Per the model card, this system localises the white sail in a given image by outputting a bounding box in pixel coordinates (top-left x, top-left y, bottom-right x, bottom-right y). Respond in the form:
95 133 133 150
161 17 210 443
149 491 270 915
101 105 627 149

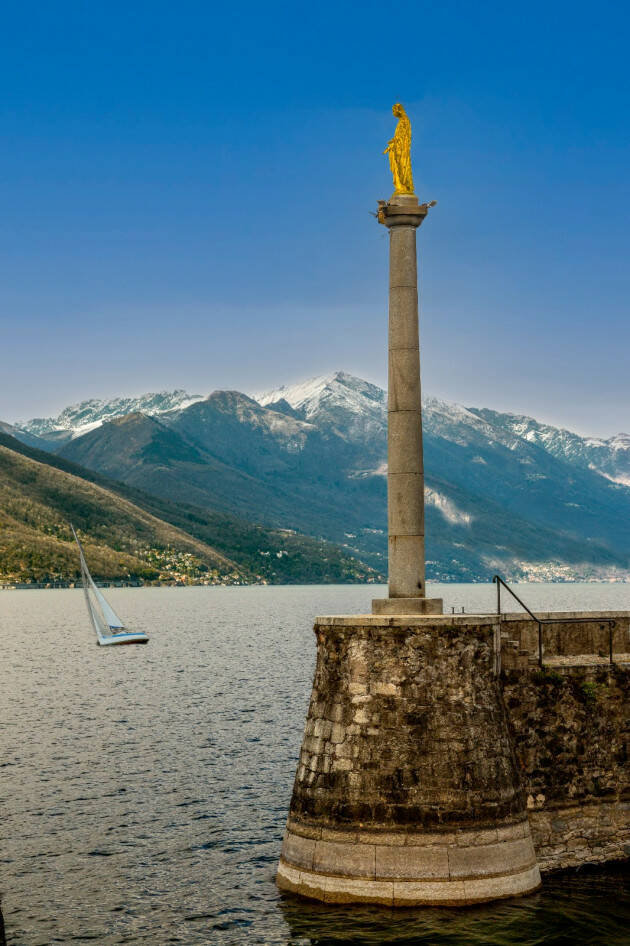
71 525 148 645
92 584 125 629
79 558 109 643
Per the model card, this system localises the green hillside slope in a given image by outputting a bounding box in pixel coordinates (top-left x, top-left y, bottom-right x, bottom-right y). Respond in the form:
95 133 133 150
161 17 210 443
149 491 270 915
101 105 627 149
0 441 241 583
0 433 379 585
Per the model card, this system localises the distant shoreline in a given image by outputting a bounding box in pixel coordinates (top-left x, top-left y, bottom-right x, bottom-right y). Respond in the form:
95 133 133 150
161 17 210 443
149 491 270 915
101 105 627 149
0 578 383 590
2 577 629 590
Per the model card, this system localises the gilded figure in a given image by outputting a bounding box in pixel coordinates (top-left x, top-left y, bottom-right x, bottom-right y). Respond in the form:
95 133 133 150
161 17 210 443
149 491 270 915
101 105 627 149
384 103 414 195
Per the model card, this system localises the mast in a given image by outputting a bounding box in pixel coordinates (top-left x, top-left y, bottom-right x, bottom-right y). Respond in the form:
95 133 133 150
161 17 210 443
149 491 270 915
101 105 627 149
71 524 126 637
72 524 103 640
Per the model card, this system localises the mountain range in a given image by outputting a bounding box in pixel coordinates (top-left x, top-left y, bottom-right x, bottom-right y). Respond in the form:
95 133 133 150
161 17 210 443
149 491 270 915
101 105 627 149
4 371 630 582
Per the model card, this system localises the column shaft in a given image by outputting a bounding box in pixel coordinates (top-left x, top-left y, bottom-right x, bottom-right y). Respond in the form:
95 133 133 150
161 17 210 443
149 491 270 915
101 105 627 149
387 224 425 598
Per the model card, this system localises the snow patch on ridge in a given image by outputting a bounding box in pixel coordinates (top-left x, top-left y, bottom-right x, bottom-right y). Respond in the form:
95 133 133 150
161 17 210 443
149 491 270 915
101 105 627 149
425 487 473 526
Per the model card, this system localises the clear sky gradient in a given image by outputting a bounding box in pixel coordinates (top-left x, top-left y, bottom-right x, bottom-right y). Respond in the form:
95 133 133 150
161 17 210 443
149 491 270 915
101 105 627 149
1 1 629 435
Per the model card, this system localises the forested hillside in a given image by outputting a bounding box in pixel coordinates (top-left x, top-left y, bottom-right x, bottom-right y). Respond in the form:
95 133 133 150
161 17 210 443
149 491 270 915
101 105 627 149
0 433 380 585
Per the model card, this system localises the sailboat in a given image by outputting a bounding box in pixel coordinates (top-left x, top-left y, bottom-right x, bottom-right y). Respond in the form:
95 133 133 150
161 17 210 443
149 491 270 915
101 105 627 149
72 525 149 646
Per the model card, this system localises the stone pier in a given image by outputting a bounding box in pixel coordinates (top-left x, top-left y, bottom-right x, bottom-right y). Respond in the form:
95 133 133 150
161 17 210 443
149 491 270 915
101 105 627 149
277 610 629 904
277 616 541 904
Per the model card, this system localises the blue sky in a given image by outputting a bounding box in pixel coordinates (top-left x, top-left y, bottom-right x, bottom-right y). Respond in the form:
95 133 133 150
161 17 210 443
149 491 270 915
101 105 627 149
1 1 629 435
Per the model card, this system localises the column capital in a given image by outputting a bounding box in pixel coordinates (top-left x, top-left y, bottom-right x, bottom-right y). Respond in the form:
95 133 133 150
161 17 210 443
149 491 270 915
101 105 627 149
377 195 437 228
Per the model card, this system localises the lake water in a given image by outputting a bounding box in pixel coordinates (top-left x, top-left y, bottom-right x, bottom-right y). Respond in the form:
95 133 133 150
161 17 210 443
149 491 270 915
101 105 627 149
1 584 629 945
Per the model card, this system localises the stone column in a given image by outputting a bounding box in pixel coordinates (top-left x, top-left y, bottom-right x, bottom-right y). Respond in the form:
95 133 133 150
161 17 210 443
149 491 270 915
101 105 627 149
275 192 542 909
372 194 442 616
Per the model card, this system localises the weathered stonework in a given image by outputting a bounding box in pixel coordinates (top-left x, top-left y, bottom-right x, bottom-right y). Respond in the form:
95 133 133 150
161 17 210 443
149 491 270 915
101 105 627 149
277 613 630 905
277 615 540 905
499 611 630 669
502 662 630 872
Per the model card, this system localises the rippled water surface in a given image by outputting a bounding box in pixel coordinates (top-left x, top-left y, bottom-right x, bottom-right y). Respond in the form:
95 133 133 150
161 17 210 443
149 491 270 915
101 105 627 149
1 583 629 945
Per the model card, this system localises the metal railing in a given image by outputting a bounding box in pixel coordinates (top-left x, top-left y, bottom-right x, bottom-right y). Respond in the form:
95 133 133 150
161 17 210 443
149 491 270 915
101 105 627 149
492 575 617 668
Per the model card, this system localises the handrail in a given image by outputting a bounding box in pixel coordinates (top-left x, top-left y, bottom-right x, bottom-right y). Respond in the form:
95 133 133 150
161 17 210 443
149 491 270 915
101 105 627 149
492 575 616 668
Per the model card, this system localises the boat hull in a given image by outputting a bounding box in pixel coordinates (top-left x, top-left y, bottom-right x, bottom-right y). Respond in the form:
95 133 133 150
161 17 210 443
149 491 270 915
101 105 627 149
97 633 149 646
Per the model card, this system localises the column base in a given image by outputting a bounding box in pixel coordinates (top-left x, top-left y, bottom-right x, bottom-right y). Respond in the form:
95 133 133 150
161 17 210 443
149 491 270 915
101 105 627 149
277 822 541 906
372 597 443 615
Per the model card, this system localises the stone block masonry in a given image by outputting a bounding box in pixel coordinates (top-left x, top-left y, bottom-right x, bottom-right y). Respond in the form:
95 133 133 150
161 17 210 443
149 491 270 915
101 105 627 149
497 608 630 873
277 613 630 905
277 615 541 905
503 662 630 872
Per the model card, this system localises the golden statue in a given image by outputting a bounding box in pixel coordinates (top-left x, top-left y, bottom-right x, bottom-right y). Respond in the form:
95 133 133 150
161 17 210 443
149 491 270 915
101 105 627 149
384 103 414 195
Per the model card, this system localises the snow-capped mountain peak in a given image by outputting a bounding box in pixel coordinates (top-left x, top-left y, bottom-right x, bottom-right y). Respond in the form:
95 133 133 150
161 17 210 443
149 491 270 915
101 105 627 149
257 374 492 435
256 370 385 417
17 390 203 440
256 372 340 411
608 433 630 452
464 408 630 488
255 371 387 450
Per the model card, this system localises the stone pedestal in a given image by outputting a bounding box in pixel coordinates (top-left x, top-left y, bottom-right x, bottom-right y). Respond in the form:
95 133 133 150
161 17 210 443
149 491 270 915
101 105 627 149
372 596 443 616
372 194 442 616
277 615 541 905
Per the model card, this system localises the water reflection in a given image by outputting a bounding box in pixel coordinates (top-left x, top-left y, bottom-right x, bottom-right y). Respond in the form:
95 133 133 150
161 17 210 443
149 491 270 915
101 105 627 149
279 867 630 946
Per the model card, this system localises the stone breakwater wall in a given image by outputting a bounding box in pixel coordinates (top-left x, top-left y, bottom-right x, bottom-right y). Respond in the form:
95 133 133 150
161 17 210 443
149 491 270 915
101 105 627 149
278 613 629 905
498 612 630 870
503 663 630 872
